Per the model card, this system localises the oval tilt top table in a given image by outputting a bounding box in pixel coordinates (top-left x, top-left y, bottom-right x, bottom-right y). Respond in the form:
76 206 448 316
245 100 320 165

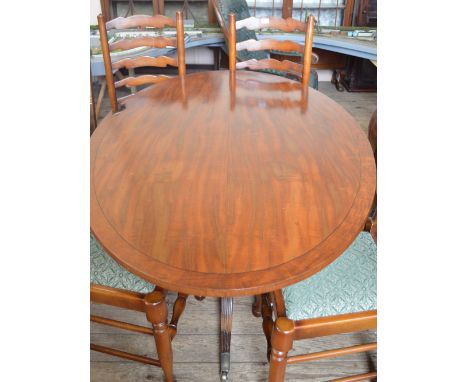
91 70 376 381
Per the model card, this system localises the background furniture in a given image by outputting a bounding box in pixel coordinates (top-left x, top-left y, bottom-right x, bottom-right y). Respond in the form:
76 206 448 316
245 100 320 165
356 0 377 27
91 69 376 380
98 12 186 113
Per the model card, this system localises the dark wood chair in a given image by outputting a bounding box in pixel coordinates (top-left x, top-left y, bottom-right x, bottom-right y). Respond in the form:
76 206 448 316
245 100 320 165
90 234 189 382
258 113 378 382
97 11 186 114
227 13 316 88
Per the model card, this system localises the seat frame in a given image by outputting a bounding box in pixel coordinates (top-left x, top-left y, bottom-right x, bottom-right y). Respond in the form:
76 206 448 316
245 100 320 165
90 284 189 382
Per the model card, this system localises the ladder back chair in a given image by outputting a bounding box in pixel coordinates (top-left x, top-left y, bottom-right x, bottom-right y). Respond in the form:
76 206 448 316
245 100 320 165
97 11 186 114
258 114 378 382
90 235 190 382
209 0 319 89
228 13 315 88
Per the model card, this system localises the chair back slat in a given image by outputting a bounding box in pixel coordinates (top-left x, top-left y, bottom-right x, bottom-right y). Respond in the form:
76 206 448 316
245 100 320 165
112 56 178 70
236 58 303 77
236 16 306 32
106 14 176 30
109 36 177 52
115 75 171 88
98 11 185 114
237 39 304 54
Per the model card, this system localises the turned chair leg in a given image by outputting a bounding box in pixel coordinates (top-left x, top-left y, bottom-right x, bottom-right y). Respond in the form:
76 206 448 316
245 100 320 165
168 293 188 339
145 291 174 382
268 317 295 382
261 294 274 360
252 295 262 317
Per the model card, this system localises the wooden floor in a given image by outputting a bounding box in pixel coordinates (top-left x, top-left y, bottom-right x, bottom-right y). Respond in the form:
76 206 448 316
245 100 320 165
91 79 377 382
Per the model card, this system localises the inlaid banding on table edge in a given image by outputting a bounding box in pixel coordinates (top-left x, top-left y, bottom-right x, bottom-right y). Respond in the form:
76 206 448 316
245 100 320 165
90 71 376 297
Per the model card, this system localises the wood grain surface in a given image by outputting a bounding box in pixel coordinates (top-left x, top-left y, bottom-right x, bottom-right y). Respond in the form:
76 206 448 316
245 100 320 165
112 56 177 70
106 14 176 29
109 36 177 52
91 70 376 297
236 16 306 32
236 39 304 54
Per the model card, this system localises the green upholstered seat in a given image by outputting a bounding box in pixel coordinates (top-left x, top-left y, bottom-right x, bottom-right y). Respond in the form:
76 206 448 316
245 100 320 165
283 232 376 321
90 234 154 293
215 0 319 90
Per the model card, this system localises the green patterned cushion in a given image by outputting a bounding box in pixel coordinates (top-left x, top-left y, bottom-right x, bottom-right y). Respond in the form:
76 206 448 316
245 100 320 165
90 234 154 293
283 232 376 321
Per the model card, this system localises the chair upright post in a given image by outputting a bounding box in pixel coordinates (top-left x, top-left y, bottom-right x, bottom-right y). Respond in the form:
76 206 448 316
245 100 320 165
144 291 174 382
269 317 295 382
98 14 118 113
176 11 186 76
301 15 314 88
228 13 237 74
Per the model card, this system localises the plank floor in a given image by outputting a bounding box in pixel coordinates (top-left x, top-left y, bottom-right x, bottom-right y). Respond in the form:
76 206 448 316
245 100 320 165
91 78 377 382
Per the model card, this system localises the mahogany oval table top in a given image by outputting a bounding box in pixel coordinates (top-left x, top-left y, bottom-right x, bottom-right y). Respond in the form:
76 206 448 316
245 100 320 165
91 70 376 297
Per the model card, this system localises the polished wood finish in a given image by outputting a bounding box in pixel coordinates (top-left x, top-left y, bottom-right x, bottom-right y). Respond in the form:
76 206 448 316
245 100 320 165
252 295 262 317
237 38 304 54
115 74 171 88
228 13 236 73
236 16 306 32
331 372 377 382
287 342 377 364
112 56 177 70
98 14 118 113
90 284 193 381
90 343 161 366
91 314 153 335
231 14 315 87
168 293 188 338
91 70 376 297
236 58 303 76
90 287 178 381
106 14 175 29
294 310 377 340
301 16 314 87
109 36 177 52
176 11 186 77
265 303 377 381
144 291 174 382
91 284 146 312
97 11 185 114
269 318 295 382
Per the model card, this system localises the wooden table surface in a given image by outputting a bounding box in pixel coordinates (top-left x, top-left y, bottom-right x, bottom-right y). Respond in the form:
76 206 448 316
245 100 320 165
91 70 376 297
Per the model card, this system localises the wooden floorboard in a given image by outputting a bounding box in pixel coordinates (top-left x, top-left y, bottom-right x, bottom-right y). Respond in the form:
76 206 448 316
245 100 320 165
91 78 377 381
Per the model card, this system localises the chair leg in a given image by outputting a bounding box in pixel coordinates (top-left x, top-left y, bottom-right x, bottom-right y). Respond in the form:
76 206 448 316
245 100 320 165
268 317 295 382
169 293 188 339
144 291 174 382
261 293 274 361
252 295 262 317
